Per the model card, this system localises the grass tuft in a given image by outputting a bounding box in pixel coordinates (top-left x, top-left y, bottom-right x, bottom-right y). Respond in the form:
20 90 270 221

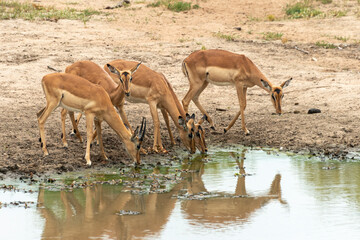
167 1 191 12
316 0 332 4
213 32 237 42
285 1 322 19
147 0 199 12
0 1 101 21
262 32 283 41
315 41 337 49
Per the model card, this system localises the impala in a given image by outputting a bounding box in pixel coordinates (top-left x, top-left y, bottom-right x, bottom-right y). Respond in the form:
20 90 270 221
104 60 206 153
182 49 292 135
60 60 141 148
37 73 146 165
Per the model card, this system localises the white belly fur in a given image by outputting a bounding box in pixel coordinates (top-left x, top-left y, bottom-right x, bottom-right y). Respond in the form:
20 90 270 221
205 66 237 86
59 90 93 113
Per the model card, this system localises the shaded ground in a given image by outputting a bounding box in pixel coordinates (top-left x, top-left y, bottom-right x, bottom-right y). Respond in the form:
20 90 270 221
0 0 360 177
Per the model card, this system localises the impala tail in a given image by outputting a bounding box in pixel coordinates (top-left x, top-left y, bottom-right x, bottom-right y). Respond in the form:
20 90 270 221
181 60 189 80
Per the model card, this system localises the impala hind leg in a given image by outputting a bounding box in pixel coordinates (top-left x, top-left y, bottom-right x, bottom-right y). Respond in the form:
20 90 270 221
69 112 83 142
224 85 249 135
61 108 69 148
37 98 60 156
161 108 175 146
191 81 215 129
182 81 214 129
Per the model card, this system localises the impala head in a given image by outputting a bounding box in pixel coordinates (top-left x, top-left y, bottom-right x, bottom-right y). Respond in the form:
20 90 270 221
129 117 146 164
261 78 292 115
194 115 208 153
107 62 141 96
178 114 196 154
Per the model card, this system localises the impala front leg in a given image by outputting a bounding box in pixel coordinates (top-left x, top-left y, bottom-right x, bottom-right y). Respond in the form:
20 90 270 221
224 84 249 135
117 99 133 133
161 108 175 146
85 113 95 166
149 101 166 153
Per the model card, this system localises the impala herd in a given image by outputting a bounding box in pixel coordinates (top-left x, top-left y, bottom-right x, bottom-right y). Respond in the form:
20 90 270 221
37 49 292 165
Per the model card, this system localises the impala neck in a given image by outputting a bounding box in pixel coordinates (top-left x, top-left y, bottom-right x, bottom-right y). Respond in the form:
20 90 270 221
163 80 187 130
103 107 131 140
108 84 125 105
250 64 273 93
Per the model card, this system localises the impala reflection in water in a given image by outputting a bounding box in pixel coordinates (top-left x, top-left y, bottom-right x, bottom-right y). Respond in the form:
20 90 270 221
180 151 286 225
35 149 287 239
4 147 360 240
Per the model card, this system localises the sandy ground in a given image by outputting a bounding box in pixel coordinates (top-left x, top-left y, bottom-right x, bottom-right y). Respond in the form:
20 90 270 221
0 0 360 177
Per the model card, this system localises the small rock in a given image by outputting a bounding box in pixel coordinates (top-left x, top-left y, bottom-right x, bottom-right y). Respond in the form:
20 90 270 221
308 108 321 114
293 110 300 114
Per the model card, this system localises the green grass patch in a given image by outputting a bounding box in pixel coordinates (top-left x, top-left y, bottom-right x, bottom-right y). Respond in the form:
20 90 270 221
167 1 191 12
213 32 237 42
285 1 322 19
334 35 349 42
316 0 332 4
315 40 337 49
147 0 199 12
262 32 283 41
328 10 347 17
0 1 101 21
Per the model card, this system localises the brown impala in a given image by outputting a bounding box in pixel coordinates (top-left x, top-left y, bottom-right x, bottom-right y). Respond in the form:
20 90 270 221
182 49 292 135
104 60 207 154
37 72 146 165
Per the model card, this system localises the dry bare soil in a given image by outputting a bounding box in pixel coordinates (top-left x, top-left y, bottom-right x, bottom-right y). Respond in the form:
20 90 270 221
1 0 360 177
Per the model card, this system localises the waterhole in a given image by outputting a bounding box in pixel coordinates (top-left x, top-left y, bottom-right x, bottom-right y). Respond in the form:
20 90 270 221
1 147 360 240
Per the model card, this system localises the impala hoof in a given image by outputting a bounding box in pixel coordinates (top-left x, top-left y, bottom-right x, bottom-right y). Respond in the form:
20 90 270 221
210 126 216 131
224 128 227 134
86 161 92 166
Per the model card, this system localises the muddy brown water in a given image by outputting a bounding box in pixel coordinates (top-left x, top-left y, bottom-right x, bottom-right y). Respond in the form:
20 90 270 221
1 147 360 240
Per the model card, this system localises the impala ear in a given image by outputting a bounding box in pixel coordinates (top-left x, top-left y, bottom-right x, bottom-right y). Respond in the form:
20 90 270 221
131 62 141 74
281 77 292 88
185 113 191 121
261 79 272 91
178 116 187 129
107 64 120 76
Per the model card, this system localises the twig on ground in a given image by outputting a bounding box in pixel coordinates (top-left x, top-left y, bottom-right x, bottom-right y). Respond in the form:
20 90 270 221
294 46 309 54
